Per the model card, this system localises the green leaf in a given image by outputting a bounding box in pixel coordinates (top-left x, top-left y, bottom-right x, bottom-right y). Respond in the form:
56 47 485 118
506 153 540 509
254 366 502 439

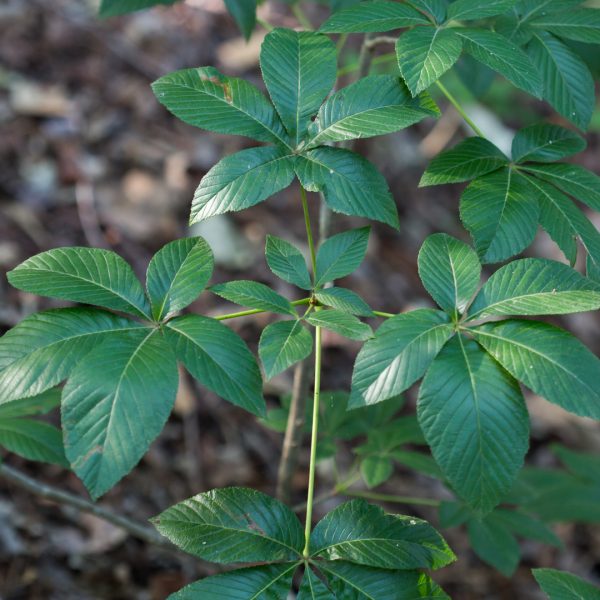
516 0 583 24
409 0 448 23
260 29 336 146
527 32 595 130
520 162 600 212
165 315 265 416
308 75 439 147
152 67 289 145
350 309 454 408
417 233 481 316
8 247 151 319
152 487 304 562
314 287 373 317
390 449 443 479
438 501 471 528
298 567 335 600
210 280 296 315
0 389 61 419
533 568 600 600
360 455 394 488
63 329 178 498
319 1 430 33
315 227 370 286
467 516 520 577
259 320 313 378
512 124 586 163
146 237 213 320
99 0 178 17
190 146 295 223
170 563 298 600
473 320 600 419
0 308 143 403
310 499 455 569
522 174 600 270
460 168 539 263
223 0 257 40
491 509 562 546
306 309 372 341
419 137 507 186
321 561 449 599
396 27 463 96
455 28 542 98
418 336 529 514
265 235 312 290
468 258 600 319
552 444 600 484
0 419 67 466
530 8 600 44
447 0 517 21
296 147 399 228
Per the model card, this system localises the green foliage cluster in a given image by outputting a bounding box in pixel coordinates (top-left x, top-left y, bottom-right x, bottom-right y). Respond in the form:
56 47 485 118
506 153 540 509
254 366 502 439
2 0 600 597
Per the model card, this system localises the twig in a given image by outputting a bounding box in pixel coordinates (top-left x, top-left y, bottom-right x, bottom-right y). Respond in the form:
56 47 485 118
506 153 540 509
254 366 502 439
0 463 176 551
276 359 311 504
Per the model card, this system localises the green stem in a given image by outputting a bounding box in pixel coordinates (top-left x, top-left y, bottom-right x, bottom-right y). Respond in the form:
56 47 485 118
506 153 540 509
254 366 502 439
292 3 313 30
372 310 395 319
256 17 274 32
303 323 323 557
337 51 396 78
300 186 317 276
336 33 349 54
434 80 486 138
215 298 311 321
342 488 441 507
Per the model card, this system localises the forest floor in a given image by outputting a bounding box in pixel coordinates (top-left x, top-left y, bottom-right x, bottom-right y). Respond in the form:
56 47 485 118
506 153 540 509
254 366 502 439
0 1 599 598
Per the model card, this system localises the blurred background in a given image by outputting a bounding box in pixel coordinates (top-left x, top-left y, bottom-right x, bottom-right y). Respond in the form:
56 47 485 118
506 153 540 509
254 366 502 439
0 1 599 598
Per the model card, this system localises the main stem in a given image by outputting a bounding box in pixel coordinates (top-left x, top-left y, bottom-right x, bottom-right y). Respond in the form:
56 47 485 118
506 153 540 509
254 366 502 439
303 323 322 557
300 185 317 275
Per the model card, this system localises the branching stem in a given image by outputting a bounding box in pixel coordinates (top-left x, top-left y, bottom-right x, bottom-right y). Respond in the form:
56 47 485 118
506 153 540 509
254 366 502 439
434 80 486 138
215 298 311 321
301 186 317 276
341 488 441 507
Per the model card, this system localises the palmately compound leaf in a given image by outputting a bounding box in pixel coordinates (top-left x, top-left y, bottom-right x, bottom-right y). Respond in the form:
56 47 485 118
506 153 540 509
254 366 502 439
308 75 439 147
527 32 595 130
295 146 399 228
530 8 600 45
309 499 455 569
467 516 521 577
315 227 370 287
473 320 600 420
520 162 600 212
396 27 463 96
210 280 296 316
223 0 257 40
314 287 373 317
0 418 67 467
152 487 304 562
417 233 481 316
190 145 295 224
0 308 143 403
320 561 449 599
533 568 600 600
259 320 313 379
146 237 214 321
8 247 151 319
165 315 265 416
468 258 600 320
418 336 529 515
511 123 586 164
62 329 178 499
460 167 539 263
260 28 336 146
455 28 542 98
521 173 600 271
170 563 299 600
319 1 430 33
297 567 335 600
419 137 507 186
152 67 290 146
99 0 178 17
350 309 454 408
306 309 373 341
265 235 312 290
447 0 517 21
